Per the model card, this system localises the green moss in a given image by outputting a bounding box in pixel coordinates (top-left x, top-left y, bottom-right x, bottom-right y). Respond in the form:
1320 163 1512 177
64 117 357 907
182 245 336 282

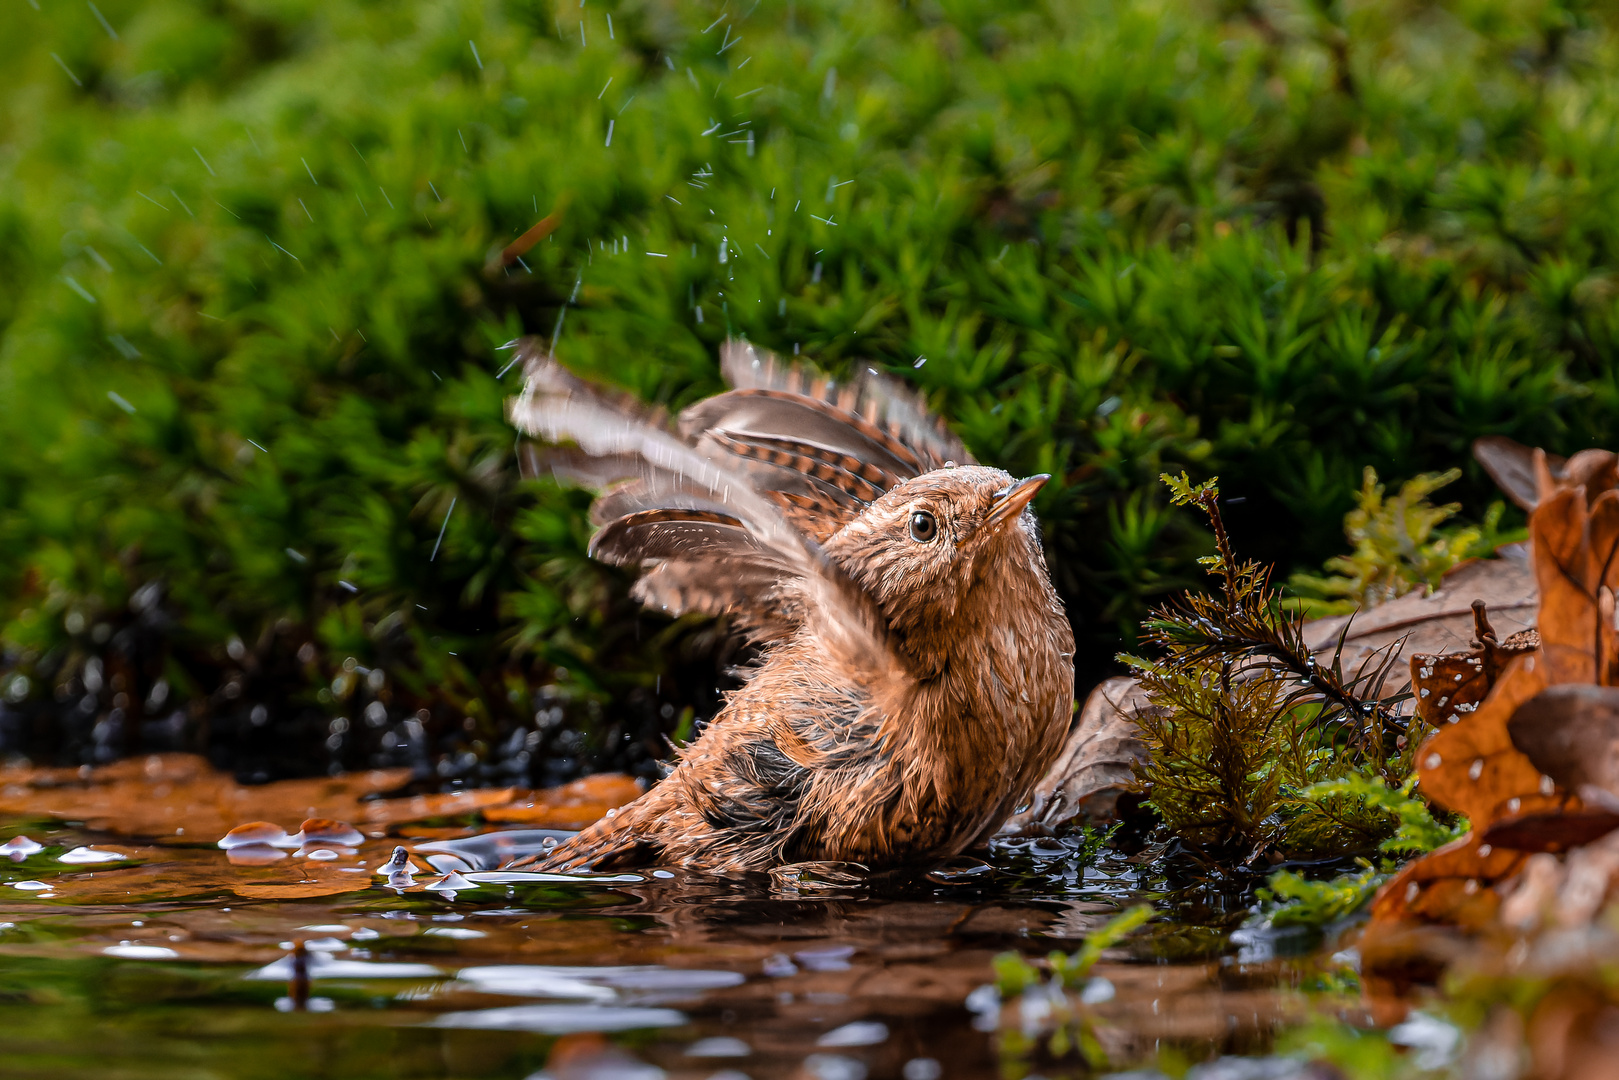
1290 468 1522 617
1126 475 1415 859
2 0 1619 776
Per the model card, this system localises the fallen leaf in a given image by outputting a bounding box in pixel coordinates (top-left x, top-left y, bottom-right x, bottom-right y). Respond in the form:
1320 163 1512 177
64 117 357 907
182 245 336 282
1374 453 1619 929
997 677 1149 837
1530 485 1619 685
1507 684 1619 800
1303 550 1539 677
1481 809 1619 854
1370 834 1527 927
1473 435 1619 511
1417 648 1567 831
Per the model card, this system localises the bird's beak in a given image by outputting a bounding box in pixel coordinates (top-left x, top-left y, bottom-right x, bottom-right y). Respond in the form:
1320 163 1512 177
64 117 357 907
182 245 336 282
982 474 1049 536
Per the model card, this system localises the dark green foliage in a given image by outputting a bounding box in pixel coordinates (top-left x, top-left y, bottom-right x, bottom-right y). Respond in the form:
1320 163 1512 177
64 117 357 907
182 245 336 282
3 0 1619 778
1125 475 1412 858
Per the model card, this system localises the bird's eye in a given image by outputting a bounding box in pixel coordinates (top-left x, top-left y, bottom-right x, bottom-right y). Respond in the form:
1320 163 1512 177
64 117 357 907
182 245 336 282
909 510 938 543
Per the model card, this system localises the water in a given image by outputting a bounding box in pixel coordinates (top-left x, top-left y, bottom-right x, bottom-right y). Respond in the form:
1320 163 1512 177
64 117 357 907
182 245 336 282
0 818 1345 1079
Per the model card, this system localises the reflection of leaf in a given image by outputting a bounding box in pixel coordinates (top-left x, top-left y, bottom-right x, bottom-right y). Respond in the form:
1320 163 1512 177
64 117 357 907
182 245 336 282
230 880 371 900
0 753 412 841
362 788 521 826
0 755 644 846
482 775 643 829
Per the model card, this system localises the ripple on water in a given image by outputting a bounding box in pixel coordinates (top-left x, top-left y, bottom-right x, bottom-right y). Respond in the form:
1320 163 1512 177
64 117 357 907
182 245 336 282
816 1021 889 1047
684 1037 751 1058
247 954 442 980
428 1004 688 1033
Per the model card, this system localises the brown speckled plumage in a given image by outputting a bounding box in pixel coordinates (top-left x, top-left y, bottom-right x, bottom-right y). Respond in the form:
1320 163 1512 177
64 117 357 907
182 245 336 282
505 339 1075 873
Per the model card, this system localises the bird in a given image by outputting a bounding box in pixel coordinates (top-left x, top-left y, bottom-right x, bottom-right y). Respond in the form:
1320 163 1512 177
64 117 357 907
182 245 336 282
503 337 1075 873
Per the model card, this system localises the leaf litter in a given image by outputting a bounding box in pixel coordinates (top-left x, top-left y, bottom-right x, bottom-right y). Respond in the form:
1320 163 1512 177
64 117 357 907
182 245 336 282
0 752 644 903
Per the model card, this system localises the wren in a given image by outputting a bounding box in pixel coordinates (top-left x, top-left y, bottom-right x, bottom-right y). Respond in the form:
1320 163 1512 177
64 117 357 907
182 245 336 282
504 339 1075 872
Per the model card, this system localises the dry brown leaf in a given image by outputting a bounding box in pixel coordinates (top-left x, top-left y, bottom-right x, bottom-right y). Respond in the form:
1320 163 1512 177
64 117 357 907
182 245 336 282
1413 480 1619 834
1481 808 1619 854
1303 551 1539 677
1474 435 1619 511
1372 455 1619 929
1371 834 1527 927
997 677 1149 836
1416 655 1562 828
1508 685 1619 800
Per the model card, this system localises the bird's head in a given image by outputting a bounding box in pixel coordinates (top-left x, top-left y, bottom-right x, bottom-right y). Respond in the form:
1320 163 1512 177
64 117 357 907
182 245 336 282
824 465 1050 661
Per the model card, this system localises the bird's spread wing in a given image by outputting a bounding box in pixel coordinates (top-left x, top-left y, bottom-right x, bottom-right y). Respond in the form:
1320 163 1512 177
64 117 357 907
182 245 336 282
507 338 918 681
681 340 973 541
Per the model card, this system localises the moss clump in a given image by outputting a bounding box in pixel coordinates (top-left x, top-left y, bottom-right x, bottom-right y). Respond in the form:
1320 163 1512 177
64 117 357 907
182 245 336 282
1290 468 1519 617
3 0 1618 777
1125 474 1415 861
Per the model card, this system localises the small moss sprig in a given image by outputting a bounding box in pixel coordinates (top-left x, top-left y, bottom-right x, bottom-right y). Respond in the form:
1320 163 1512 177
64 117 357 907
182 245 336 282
1123 474 1415 859
1147 472 1410 767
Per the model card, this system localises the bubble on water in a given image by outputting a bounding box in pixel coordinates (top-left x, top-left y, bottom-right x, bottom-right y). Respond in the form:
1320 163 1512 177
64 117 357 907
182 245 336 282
793 945 854 972
58 847 127 865
0 836 44 858
292 819 364 847
426 853 474 874
429 1003 686 1033
11 880 51 892
903 1060 942 1080
218 822 295 849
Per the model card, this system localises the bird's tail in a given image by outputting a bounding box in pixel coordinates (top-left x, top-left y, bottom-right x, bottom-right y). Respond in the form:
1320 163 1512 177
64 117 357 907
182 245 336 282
508 786 672 872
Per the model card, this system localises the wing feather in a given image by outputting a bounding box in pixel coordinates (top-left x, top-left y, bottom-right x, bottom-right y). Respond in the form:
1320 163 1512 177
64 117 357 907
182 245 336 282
507 339 899 686
719 339 973 471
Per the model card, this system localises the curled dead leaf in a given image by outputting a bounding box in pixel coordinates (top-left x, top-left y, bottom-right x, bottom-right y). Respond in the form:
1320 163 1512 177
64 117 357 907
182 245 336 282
1370 833 1527 927
1508 684 1619 800
1416 654 1564 829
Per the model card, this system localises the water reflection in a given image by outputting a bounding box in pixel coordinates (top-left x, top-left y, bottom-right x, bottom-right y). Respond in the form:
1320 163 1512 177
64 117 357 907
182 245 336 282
0 817 1343 1079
